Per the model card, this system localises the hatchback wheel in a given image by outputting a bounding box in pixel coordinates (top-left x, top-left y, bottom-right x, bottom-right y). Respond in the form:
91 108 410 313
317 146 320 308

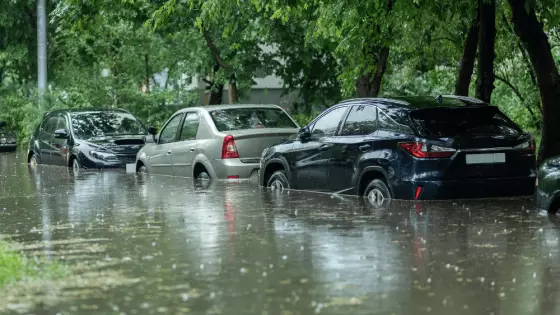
137 165 148 175
29 154 39 168
267 170 290 192
71 158 81 175
363 179 391 207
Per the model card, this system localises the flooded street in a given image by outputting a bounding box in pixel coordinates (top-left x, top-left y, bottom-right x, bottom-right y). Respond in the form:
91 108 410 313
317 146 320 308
0 152 559 315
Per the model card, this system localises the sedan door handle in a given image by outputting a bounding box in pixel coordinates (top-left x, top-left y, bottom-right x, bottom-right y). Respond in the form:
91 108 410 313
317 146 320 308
359 144 371 152
189 148 195 152
167 150 172 155
319 144 331 151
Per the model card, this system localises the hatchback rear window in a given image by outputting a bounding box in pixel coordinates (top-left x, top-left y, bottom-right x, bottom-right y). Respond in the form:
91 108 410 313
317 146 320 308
409 107 521 138
209 107 297 132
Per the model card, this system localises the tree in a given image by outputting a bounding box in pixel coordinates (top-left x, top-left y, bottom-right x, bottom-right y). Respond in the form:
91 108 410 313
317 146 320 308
507 0 560 162
475 0 496 102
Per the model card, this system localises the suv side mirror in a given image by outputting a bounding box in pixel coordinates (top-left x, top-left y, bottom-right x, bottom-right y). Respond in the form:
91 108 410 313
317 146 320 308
54 129 69 139
148 126 158 135
298 126 311 141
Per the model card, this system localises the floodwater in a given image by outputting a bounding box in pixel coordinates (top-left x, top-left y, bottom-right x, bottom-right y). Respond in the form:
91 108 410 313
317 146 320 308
0 152 559 315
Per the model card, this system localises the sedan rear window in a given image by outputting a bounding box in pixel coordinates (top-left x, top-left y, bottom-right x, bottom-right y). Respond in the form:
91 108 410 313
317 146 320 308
209 107 298 132
409 107 521 138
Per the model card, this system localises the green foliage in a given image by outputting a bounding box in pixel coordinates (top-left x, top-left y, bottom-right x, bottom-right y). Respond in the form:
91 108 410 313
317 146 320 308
0 240 69 287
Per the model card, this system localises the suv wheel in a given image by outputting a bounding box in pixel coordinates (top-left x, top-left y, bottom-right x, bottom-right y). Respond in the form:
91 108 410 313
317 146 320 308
267 170 290 192
364 179 391 207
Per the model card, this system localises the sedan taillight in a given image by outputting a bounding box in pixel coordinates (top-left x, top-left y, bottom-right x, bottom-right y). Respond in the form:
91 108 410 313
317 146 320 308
399 142 456 158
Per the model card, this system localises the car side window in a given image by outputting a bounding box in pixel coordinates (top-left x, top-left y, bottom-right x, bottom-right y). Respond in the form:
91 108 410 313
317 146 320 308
56 114 69 130
159 113 184 144
179 112 200 141
340 105 377 136
42 116 59 134
378 108 414 134
310 106 348 138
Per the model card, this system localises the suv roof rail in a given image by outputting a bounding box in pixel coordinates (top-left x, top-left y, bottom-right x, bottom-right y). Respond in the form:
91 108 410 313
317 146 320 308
436 95 486 105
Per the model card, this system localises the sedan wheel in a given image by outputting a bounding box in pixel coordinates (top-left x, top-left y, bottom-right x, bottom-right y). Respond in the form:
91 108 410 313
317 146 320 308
137 165 148 175
29 154 39 168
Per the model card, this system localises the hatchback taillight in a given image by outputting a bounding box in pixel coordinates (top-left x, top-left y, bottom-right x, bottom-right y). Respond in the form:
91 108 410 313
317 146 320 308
222 135 239 159
399 142 456 158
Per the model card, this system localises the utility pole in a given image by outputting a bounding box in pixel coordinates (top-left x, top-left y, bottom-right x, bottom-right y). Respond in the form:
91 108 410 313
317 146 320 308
37 0 47 106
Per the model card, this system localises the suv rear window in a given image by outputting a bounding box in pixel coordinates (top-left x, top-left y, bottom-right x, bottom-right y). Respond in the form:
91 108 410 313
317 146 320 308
409 107 521 138
209 107 297 132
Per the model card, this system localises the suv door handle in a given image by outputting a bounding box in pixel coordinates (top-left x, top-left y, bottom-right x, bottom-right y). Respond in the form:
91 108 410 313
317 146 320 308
319 144 331 151
359 144 371 152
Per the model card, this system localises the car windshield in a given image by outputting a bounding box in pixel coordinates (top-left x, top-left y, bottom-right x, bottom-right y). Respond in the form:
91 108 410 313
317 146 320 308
409 107 521 138
70 111 146 140
209 107 297 132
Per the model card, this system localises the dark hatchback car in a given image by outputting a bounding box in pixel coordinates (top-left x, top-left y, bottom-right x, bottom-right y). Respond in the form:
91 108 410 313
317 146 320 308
0 120 17 152
27 108 148 173
535 156 560 214
259 95 536 203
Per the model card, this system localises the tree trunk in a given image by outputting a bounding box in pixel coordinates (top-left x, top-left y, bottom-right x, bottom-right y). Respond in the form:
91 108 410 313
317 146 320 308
475 0 496 103
228 73 238 104
508 0 560 163
356 47 390 97
143 54 150 94
208 84 223 105
455 16 479 96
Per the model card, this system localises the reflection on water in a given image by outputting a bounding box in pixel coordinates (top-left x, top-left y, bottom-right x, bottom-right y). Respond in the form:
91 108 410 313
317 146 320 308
0 152 558 314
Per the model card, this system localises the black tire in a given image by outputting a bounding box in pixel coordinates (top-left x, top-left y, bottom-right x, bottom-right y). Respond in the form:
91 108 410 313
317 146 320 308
267 170 290 192
71 157 81 175
29 153 39 167
197 171 210 180
363 179 391 208
137 164 148 175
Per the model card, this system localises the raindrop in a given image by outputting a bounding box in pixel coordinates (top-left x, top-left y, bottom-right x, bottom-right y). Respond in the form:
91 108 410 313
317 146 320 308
282 255 288 260
200 264 204 270
427 277 432 284
533 272 537 279
262 271 267 277
454 266 459 272
172 264 177 270
480 277 485 283
180 293 189 301
300 246 304 251
446 264 451 269
141 303 149 308
499 292 505 298
246 224 252 230
512 278 516 283
152 242 156 247
491 281 495 286
209 292 216 299
269 264 274 269
240 267 247 274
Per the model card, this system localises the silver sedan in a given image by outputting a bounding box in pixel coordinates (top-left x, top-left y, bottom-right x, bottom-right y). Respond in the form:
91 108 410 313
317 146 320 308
135 104 300 180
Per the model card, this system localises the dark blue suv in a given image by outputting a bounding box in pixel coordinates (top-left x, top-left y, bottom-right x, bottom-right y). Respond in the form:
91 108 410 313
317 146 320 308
259 95 536 203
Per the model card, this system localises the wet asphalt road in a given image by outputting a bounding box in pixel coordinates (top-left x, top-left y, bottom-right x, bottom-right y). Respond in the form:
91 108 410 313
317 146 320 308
0 152 559 315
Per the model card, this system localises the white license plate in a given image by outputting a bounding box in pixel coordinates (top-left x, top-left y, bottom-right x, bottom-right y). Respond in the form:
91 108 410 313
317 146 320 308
465 153 506 164
125 163 136 173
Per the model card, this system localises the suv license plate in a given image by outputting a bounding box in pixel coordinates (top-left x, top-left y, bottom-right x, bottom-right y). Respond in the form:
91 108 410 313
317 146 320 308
466 153 506 164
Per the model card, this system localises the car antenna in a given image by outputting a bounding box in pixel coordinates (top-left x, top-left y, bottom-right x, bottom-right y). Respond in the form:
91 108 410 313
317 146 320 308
435 95 443 104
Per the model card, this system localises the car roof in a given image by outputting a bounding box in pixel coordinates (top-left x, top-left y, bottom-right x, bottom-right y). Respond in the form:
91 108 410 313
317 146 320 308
339 95 490 110
43 108 132 117
178 104 284 113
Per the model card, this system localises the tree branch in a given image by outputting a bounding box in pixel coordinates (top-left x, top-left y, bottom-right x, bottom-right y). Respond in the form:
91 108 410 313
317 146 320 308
201 28 231 70
495 74 541 125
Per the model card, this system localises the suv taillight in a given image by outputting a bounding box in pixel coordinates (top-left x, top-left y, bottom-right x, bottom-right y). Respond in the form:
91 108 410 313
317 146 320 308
514 139 536 153
222 135 239 159
399 142 456 158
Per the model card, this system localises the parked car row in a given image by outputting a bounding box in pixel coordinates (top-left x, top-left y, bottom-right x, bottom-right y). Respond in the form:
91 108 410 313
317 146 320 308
23 95 560 213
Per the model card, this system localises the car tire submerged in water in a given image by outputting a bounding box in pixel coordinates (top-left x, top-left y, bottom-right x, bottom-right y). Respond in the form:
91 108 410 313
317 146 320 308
267 170 290 192
363 179 391 208
197 171 210 180
137 165 148 175
71 158 81 175
28 154 39 168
